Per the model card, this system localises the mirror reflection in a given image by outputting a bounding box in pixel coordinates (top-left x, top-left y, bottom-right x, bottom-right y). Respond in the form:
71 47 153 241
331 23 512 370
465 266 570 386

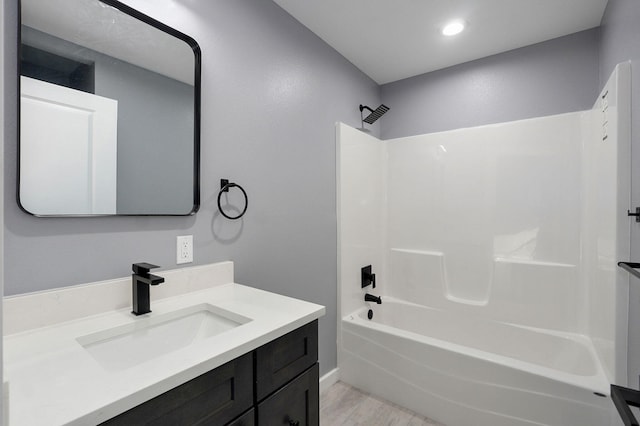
19 0 201 216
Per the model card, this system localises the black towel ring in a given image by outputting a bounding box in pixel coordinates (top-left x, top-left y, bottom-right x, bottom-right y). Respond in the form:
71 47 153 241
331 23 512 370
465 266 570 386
217 179 248 220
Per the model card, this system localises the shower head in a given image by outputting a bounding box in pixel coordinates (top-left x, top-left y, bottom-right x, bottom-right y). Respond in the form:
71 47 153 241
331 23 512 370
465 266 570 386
360 104 390 125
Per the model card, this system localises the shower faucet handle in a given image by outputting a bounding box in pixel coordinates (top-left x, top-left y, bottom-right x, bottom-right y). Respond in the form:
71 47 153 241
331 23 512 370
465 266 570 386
361 265 376 288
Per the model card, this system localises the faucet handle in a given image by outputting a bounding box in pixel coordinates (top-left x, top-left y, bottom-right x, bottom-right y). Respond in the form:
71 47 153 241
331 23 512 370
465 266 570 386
361 265 376 289
132 263 160 275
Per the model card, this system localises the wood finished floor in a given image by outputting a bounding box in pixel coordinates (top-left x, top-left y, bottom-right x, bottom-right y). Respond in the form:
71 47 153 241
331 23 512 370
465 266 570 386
320 381 445 426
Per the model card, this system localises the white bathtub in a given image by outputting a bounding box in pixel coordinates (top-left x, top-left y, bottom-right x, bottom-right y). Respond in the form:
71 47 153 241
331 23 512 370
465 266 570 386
339 298 616 426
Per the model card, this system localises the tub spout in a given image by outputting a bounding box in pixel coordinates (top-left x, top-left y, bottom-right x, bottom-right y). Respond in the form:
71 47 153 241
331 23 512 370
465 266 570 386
365 293 382 304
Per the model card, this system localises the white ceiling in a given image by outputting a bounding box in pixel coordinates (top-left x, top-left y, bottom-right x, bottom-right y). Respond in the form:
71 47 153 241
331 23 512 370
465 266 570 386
272 0 609 85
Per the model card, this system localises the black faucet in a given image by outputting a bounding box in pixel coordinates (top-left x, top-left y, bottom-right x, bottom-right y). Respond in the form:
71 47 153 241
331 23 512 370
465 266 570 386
364 293 382 304
132 263 165 316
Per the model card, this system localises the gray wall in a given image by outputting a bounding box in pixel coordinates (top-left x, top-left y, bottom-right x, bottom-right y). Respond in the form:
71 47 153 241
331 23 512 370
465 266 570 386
0 0 5 419
103 57 194 215
3 0 381 377
380 29 600 140
599 0 640 388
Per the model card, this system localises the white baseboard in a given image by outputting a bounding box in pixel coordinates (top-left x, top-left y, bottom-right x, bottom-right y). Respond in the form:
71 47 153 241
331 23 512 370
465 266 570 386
319 368 340 394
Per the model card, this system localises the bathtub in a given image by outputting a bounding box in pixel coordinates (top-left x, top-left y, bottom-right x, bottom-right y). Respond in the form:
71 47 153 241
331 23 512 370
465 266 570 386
339 298 615 426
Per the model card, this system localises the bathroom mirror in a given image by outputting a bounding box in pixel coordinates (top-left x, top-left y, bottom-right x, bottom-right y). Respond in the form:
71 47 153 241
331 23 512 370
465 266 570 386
18 0 201 216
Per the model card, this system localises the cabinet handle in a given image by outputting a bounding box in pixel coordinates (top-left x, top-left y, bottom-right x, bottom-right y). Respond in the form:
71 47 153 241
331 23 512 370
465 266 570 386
288 420 300 426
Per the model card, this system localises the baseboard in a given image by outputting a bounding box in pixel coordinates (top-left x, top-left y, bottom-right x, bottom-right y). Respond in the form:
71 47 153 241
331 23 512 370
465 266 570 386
319 368 340 394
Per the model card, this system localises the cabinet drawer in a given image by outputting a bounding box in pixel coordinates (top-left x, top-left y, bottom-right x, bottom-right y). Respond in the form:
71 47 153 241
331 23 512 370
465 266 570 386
101 352 253 426
255 320 318 401
227 408 255 426
257 364 319 426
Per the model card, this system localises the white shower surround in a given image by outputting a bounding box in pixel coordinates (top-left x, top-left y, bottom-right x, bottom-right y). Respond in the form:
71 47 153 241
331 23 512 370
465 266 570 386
336 63 630 426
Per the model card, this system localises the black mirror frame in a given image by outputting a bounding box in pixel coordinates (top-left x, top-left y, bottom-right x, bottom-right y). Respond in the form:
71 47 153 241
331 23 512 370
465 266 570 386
17 0 201 217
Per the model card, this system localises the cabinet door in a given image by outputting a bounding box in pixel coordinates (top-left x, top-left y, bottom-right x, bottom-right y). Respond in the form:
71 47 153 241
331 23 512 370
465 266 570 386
255 320 318 401
257 364 319 426
101 352 253 426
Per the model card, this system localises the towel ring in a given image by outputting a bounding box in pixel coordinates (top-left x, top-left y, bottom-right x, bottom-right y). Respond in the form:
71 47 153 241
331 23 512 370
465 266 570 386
217 179 248 220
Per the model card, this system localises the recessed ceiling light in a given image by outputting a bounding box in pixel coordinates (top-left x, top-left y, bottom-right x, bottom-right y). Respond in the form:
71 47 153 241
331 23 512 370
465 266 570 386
442 20 465 36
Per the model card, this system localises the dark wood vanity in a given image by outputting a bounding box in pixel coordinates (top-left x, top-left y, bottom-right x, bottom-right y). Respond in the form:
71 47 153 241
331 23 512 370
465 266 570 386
101 320 319 426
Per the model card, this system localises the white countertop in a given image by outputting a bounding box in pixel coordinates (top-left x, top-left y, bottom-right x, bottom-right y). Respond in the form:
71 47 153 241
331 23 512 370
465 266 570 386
4 283 325 425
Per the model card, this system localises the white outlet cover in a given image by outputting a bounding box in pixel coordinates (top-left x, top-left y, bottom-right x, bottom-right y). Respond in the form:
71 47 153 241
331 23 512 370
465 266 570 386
176 235 193 264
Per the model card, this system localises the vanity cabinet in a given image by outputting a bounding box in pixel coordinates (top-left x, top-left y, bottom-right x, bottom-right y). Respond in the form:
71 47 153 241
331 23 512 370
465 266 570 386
101 320 318 426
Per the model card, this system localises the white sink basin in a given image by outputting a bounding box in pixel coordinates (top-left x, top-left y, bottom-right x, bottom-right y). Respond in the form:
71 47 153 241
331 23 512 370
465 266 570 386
76 304 251 371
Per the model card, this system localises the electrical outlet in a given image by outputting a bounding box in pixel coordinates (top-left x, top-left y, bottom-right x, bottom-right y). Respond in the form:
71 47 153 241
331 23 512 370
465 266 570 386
177 235 193 264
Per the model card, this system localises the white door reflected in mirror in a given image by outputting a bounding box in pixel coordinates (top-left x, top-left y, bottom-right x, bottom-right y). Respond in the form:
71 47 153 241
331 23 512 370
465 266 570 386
20 76 118 215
